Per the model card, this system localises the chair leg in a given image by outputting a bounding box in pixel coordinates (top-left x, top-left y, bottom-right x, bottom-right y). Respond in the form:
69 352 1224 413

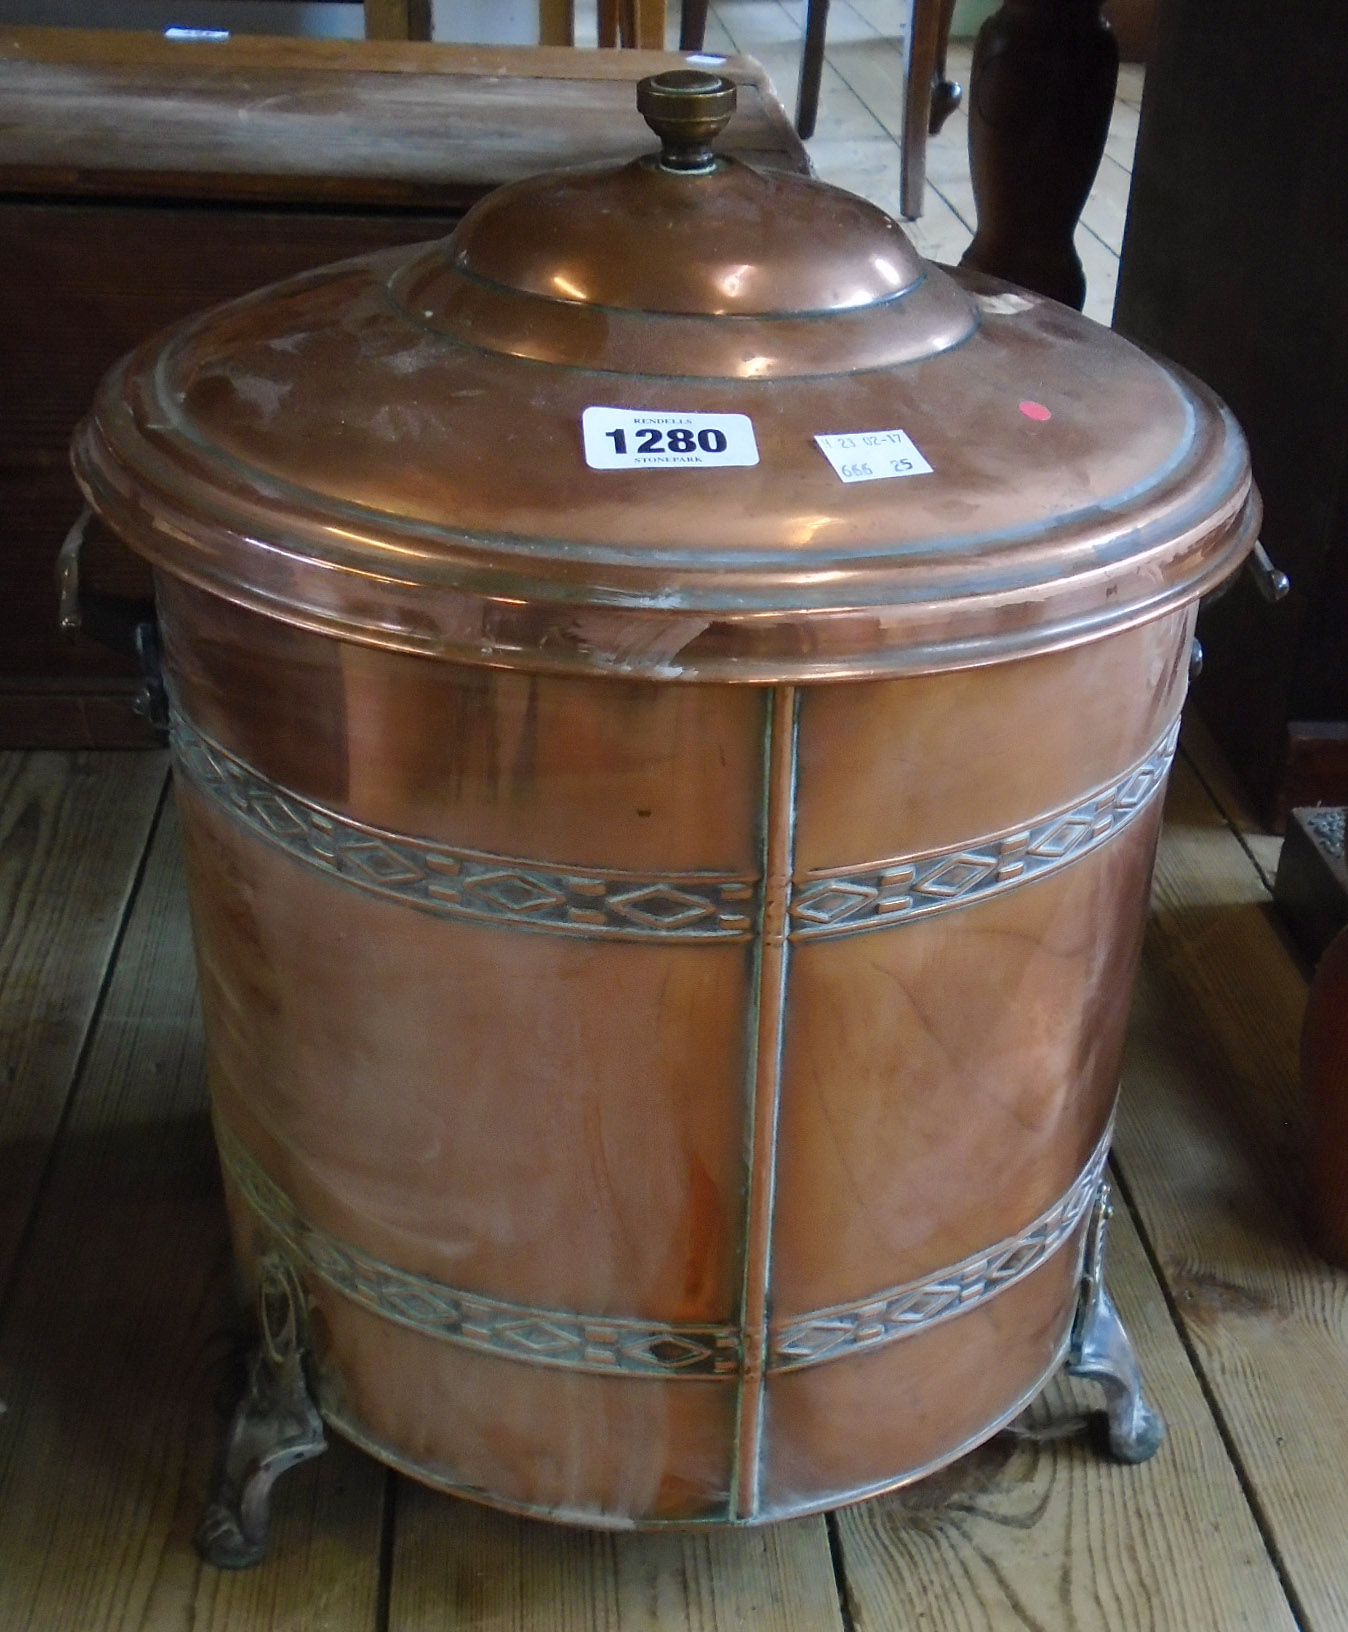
898 0 963 219
598 0 619 46
362 0 432 40
929 0 962 133
630 0 666 48
795 0 831 138
679 0 710 52
538 0 575 47
900 0 939 217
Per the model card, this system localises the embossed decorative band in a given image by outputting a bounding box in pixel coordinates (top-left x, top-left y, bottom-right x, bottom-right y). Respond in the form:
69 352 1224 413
217 1116 1109 1380
216 1118 744 1379
768 1124 1111 1370
173 710 1177 946
171 714 759 943
788 720 1180 940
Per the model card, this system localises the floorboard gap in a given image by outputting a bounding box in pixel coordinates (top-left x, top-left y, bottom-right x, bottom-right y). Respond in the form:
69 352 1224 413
824 1510 858 1632
1177 741 1279 896
374 1468 399 1632
1107 1154 1313 1632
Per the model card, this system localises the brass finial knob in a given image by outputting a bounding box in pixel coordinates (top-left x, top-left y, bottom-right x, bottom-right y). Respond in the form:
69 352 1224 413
637 70 737 174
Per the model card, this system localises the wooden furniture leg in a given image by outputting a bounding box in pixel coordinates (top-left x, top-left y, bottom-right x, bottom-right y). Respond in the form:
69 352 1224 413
365 1 577 50
608 0 666 47
539 0 576 47
801 0 958 200
1303 918 1348 1269
900 0 962 218
929 0 962 132
795 0 831 138
631 0 666 47
363 0 433 41
960 0 1118 310
679 0 710 50
1290 809 1348 1269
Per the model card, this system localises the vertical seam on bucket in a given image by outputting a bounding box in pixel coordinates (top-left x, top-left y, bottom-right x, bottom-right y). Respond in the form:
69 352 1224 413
731 682 799 1519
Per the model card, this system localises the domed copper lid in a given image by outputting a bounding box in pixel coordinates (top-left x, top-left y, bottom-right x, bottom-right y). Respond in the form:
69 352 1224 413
73 71 1257 681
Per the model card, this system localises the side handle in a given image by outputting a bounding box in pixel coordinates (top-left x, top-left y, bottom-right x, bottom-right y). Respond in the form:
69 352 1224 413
57 507 167 737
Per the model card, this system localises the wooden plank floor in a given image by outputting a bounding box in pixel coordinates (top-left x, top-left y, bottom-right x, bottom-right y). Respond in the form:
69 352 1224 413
4 17 1346 1632
2 736 1337 1631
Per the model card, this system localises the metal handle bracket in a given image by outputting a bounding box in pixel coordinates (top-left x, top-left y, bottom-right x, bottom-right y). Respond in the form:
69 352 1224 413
56 505 166 738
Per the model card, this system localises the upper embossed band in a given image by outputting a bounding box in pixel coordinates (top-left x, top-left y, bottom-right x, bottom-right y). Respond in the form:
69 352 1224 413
788 721 1179 940
172 711 1177 944
172 714 759 943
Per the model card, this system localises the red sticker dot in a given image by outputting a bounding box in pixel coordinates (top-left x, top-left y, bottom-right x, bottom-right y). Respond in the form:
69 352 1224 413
1019 400 1052 421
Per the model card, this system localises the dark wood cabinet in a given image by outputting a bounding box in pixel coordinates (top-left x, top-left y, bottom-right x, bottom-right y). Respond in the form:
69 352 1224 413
2 204 464 744
0 28 806 747
1113 0 1348 825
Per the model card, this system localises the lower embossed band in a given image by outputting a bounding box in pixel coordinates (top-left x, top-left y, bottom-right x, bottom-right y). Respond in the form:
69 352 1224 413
217 1117 1109 1380
768 1123 1110 1370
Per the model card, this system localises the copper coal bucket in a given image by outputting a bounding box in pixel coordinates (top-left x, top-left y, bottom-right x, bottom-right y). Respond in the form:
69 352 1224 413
73 72 1258 1563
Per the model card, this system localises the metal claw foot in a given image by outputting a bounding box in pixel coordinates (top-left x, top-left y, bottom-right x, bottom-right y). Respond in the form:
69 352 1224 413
1066 1182 1165 1463
197 1253 327 1569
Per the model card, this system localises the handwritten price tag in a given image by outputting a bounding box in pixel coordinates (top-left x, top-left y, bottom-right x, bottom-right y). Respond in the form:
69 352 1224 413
814 429 933 484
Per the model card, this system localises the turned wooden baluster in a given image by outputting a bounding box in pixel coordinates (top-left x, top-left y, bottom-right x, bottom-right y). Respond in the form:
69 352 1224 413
961 0 1118 311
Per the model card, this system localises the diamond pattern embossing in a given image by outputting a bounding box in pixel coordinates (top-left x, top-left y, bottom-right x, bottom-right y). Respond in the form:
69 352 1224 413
790 720 1179 941
497 1319 580 1355
171 713 759 943
769 1125 1112 1369
215 1118 742 1380
609 886 719 929
790 880 878 926
342 841 426 887
1029 818 1095 860
468 872 567 915
640 1334 724 1370
912 852 998 898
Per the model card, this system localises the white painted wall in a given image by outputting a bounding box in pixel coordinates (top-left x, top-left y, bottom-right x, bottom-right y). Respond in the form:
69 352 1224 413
0 0 542 42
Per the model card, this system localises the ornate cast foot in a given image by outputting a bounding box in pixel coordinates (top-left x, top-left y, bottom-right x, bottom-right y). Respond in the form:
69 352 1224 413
197 1253 328 1569
1066 1181 1165 1463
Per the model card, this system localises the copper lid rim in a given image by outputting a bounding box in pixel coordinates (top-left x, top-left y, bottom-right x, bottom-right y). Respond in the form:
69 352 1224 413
83 342 1239 588
78 402 1253 610
75 408 1258 682
147 514 1254 683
